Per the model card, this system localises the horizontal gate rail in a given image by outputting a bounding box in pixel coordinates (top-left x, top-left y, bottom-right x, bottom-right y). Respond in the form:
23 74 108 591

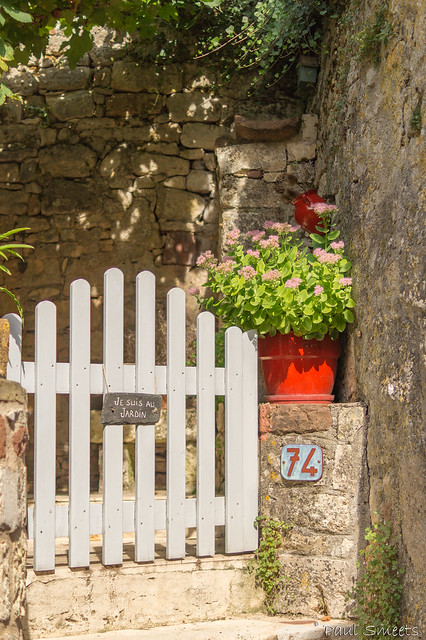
4 268 259 571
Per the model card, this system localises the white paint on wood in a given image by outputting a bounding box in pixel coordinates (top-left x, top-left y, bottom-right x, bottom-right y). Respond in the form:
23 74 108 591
69 279 91 568
34 301 57 571
166 288 186 559
224 327 244 553
135 271 156 562
242 331 259 550
4 313 22 382
196 312 216 557
102 268 124 566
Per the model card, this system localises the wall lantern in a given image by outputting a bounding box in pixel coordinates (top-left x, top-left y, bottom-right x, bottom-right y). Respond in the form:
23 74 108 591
297 55 319 87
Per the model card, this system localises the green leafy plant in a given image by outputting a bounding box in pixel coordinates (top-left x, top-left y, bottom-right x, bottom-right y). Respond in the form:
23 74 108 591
190 204 354 340
347 519 404 638
249 515 292 614
355 2 393 66
0 227 33 320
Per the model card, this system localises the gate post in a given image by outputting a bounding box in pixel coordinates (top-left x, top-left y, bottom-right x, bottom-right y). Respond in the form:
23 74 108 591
0 379 29 640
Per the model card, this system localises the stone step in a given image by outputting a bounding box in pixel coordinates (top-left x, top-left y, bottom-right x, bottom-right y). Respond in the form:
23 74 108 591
33 618 356 640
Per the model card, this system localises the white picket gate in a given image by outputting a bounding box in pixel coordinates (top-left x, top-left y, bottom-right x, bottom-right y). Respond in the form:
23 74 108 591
4 268 259 572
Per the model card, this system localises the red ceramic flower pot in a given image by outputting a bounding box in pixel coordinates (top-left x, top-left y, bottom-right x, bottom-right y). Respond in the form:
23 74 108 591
291 190 326 234
258 332 341 404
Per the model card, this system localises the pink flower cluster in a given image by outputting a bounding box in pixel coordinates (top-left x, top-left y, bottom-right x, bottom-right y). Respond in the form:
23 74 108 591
312 203 338 214
313 248 342 264
263 221 301 233
188 287 200 296
247 249 260 258
226 228 241 245
339 277 352 286
246 230 265 242
238 265 257 280
314 285 324 296
330 241 345 250
259 235 279 249
284 277 302 289
262 269 281 281
196 250 218 267
217 260 236 273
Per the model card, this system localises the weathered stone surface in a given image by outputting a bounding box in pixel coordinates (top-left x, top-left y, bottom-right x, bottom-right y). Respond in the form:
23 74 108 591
145 142 180 156
286 138 316 162
111 61 183 94
167 92 221 122
259 404 332 436
163 231 197 266
39 66 91 91
46 90 95 121
187 170 215 194
163 176 186 189
0 415 5 458
0 188 28 214
1 67 38 95
180 148 204 160
39 144 97 178
105 93 163 117
0 163 19 183
301 114 318 144
216 143 287 176
41 179 101 215
181 123 228 150
131 152 189 177
234 114 301 141
315 2 424 627
219 176 282 209
157 187 206 224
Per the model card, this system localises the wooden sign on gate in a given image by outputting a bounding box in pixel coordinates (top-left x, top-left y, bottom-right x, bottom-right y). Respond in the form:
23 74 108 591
101 392 162 425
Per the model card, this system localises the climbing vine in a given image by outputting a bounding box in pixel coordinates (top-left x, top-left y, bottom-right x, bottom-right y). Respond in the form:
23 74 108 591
249 516 293 615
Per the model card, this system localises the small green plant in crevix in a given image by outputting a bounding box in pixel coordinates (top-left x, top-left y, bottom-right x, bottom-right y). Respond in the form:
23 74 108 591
249 516 292 615
355 3 393 66
0 227 33 320
346 519 404 638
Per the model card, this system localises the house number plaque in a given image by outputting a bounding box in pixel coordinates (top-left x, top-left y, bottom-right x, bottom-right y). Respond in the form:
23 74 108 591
101 393 162 425
281 444 323 481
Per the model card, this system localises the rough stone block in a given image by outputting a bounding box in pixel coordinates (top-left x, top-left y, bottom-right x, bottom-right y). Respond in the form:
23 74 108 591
1 67 39 96
105 93 163 118
0 188 28 215
0 163 19 183
46 90 95 121
301 114 318 144
181 123 228 150
41 179 101 215
167 92 221 122
0 416 5 459
219 176 282 209
259 404 332 436
0 467 25 531
157 187 206 224
276 554 353 618
331 403 366 443
39 66 91 91
39 144 97 178
111 61 182 94
187 170 215 194
216 143 287 176
234 114 300 141
162 231 197 266
286 139 317 162
145 142 180 156
131 152 189 177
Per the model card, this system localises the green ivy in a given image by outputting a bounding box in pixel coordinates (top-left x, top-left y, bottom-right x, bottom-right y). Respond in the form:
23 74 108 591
249 516 293 615
346 519 404 638
355 2 393 66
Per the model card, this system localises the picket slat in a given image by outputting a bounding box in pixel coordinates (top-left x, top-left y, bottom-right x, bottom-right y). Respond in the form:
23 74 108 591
242 330 259 550
102 268 124 566
196 312 216 557
34 301 57 572
69 279 91 568
224 327 244 553
135 271 156 562
166 288 186 559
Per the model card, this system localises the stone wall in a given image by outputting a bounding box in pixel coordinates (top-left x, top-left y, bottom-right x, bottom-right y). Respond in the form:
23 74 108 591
0 29 320 494
312 0 425 628
259 403 368 618
0 380 28 640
